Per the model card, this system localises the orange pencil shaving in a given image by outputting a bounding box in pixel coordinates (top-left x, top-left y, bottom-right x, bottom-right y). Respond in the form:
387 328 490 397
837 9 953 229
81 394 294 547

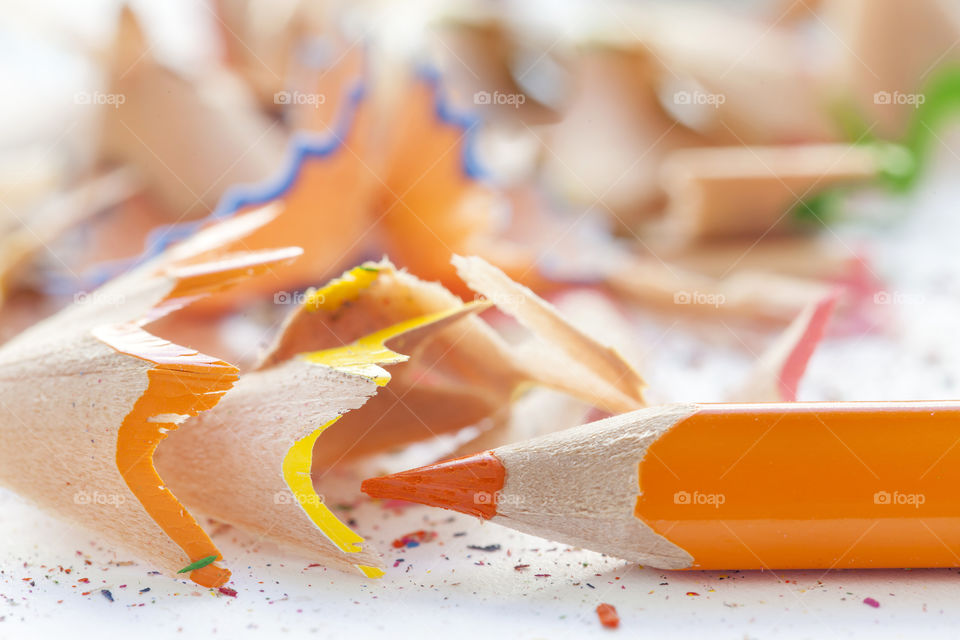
0 207 301 588
364 401 960 570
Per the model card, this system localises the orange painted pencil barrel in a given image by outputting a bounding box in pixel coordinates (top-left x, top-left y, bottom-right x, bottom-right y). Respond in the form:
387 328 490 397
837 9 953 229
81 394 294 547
639 402 960 569
364 402 960 570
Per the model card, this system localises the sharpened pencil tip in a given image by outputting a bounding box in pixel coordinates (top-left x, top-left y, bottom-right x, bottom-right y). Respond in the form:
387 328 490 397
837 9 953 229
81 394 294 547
361 451 506 519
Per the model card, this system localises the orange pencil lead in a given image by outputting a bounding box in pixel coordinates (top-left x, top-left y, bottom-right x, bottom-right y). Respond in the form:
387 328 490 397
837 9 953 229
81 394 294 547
362 451 505 519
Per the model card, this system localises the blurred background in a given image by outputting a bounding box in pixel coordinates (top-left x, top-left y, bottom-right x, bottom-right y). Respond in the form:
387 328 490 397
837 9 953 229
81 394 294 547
2 0 960 400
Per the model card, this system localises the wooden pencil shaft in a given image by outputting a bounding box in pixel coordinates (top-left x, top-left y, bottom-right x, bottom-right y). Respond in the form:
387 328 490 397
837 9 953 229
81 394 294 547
366 401 960 570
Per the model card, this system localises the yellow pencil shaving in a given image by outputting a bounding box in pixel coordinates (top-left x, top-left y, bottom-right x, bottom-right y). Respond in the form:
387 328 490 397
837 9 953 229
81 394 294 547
301 302 490 384
280 415 365 552
280 300 489 566
305 263 382 312
357 565 385 578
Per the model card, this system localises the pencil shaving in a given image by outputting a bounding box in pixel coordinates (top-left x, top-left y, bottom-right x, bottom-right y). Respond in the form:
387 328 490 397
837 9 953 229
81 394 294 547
0 169 140 304
453 255 646 413
258 257 645 467
0 207 300 588
459 289 640 454
657 144 879 243
256 260 523 465
732 290 840 402
156 288 488 577
96 7 286 218
607 254 832 324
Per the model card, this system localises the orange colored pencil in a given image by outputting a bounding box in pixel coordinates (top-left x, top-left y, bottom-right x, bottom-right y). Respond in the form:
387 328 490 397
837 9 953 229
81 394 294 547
363 401 960 570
